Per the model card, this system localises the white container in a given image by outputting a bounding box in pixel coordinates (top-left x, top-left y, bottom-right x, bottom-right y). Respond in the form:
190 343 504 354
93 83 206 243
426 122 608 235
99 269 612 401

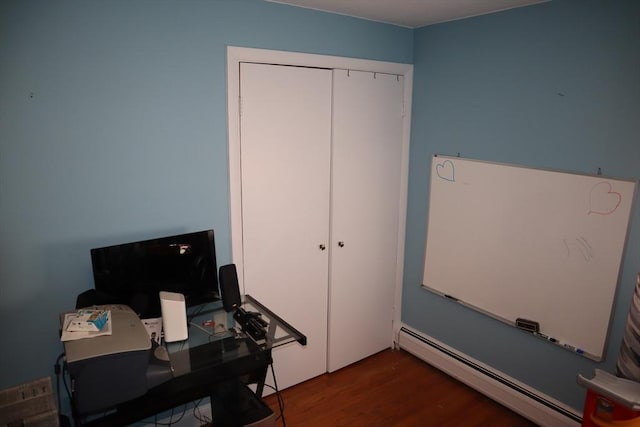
159 291 188 342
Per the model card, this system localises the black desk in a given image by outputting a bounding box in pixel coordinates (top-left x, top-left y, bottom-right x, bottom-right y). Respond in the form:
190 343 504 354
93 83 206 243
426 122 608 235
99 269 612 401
71 295 306 427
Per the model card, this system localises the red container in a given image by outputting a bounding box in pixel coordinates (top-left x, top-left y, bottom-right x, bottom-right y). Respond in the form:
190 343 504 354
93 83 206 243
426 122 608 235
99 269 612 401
582 389 640 427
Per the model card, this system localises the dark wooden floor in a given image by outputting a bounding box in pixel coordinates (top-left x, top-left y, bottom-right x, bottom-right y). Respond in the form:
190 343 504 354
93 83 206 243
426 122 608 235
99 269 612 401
262 348 539 426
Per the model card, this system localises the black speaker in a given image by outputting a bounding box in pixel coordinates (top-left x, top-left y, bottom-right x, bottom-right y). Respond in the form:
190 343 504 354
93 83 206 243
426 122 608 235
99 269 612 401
219 264 242 312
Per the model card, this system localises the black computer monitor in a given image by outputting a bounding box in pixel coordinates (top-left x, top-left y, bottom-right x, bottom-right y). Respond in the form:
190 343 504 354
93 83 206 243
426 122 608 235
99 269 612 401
90 229 219 318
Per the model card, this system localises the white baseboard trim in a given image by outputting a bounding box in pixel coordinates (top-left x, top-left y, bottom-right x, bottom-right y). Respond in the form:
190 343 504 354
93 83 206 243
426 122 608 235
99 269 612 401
397 325 582 427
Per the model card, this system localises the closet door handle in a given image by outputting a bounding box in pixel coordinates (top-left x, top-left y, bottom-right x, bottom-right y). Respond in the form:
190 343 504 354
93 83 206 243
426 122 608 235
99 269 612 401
319 244 326 251
338 241 345 248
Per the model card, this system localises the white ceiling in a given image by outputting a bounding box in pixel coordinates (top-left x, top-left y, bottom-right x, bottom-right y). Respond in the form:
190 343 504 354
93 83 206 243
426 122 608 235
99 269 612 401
266 0 548 28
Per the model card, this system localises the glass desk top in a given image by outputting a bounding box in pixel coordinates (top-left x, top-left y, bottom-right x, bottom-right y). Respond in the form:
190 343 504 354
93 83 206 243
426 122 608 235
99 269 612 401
164 294 306 377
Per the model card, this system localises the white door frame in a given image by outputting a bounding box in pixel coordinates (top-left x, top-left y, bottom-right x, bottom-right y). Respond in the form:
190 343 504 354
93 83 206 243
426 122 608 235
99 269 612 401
226 46 413 345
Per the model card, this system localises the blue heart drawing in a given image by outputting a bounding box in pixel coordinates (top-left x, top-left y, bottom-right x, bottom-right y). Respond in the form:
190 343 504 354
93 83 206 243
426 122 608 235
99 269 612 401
436 159 455 182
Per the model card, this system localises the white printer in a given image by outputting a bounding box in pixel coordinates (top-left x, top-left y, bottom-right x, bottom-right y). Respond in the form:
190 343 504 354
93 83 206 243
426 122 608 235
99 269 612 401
63 305 162 414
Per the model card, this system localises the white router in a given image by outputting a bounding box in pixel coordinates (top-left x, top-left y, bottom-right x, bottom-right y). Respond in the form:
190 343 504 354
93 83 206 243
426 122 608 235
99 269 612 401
159 291 188 342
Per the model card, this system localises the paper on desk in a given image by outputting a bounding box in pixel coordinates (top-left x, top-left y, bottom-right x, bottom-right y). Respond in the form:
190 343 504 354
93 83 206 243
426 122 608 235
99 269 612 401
60 312 112 341
66 309 109 332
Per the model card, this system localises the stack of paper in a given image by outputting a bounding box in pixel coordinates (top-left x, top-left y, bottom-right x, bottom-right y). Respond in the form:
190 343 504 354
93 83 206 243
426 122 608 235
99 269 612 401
60 310 112 342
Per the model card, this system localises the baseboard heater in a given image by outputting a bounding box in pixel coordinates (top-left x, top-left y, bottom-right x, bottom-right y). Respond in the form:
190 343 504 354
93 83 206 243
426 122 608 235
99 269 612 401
397 325 582 427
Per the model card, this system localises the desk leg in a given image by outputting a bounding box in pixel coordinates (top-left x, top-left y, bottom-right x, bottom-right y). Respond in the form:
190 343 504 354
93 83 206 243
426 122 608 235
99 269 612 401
255 364 269 397
255 348 274 397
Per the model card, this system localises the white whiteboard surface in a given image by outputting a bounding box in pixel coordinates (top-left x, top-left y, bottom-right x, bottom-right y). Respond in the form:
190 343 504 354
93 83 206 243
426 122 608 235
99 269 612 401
422 156 637 361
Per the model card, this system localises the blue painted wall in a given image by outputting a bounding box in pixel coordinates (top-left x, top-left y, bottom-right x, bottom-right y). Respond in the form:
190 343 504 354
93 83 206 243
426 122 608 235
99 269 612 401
404 0 640 410
2 0 637 416
0 0 411 392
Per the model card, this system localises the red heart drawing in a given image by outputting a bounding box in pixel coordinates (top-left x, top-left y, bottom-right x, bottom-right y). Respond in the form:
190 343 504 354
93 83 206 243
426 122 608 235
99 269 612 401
589 181 622 215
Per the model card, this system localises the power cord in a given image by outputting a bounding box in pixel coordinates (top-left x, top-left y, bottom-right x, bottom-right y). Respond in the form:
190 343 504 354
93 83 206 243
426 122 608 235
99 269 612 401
192 398 212 425
54 353 64 412
129 404 188 426
54 353 72 426
151 405 187 426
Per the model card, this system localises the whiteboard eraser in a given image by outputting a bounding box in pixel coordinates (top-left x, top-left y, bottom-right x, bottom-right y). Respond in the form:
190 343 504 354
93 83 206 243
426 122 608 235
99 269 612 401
516 318 539 333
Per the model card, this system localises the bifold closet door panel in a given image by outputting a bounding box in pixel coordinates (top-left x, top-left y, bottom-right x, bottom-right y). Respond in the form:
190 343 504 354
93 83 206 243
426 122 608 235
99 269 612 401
239 62 332 389
328 69 404 372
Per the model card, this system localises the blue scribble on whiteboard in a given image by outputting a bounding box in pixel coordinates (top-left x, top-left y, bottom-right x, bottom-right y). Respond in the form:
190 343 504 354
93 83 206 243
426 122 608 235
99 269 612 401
436 159 455 182
563 237 594 261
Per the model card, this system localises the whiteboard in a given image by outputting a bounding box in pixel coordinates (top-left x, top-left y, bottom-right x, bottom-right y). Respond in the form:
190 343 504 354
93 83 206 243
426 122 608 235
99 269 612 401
422 156 637 361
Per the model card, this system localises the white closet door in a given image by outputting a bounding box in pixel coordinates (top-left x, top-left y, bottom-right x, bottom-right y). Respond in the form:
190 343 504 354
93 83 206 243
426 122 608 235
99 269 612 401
239 63 332 390
328 69 404 372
